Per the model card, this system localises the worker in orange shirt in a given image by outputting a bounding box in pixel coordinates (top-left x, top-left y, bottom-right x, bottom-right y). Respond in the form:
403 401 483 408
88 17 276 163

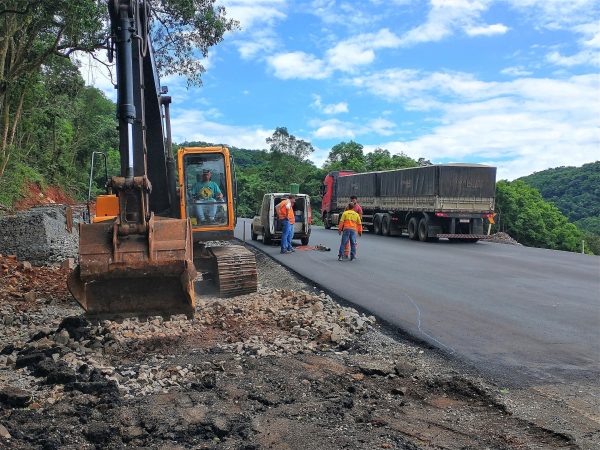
276 195 296 254
338 202 362 261
344 196 363 259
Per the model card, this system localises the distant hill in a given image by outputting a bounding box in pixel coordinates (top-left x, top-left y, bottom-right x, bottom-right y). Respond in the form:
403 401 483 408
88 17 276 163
519 162 600 235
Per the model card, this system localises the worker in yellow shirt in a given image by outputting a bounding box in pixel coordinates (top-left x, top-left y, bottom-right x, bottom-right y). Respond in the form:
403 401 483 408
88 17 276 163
338 202 362 261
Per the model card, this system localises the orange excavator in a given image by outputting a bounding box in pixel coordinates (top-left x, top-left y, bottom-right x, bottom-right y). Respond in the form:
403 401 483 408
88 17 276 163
67 0 257 318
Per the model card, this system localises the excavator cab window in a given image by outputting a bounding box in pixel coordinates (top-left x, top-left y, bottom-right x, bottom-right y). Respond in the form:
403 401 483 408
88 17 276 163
183 153 229 227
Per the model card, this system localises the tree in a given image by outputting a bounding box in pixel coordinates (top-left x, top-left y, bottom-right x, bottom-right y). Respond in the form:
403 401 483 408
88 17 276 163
266 127 314 160
494 180 590 253
519 161 600 233
324 141 366 172
364 148 418 171
0 0 237 183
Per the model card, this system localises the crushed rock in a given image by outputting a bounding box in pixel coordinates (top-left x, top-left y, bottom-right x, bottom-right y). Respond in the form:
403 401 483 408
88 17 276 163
487 232 521 245
0 205 79 265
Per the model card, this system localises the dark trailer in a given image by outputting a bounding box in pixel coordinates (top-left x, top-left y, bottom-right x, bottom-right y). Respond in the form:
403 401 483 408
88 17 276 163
321 164 496 242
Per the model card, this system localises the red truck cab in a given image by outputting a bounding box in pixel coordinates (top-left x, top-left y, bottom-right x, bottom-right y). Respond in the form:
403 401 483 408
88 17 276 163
321 170 354 229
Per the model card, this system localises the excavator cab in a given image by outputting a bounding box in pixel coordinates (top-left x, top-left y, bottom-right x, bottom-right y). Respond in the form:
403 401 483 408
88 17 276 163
178 147 257 298
179 147 235 238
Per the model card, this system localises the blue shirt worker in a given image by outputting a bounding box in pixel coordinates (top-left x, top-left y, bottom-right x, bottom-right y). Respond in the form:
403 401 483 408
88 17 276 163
192 169 223 223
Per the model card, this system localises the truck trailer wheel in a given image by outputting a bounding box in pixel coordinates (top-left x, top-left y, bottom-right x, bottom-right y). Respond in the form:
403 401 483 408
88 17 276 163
382 214 391 236
373 214 383 235
418 218 431 242
301 236 310 245
408 217 419 240
251 230 258 241
323 213 332 230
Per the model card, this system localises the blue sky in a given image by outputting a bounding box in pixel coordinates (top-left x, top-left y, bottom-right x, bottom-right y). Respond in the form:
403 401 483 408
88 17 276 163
79 0 599 180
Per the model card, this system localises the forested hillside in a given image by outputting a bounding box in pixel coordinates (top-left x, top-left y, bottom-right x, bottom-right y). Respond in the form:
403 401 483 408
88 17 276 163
519 162 600 234
0 57 118 208
493 180 596 254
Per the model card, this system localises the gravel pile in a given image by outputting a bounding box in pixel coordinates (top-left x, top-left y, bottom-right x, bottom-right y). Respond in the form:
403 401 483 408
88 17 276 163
1 283 375 405
0 205 79 265
487 232 521 245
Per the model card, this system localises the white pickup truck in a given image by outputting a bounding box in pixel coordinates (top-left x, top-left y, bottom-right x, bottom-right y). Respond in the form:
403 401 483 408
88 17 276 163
251 193 312 246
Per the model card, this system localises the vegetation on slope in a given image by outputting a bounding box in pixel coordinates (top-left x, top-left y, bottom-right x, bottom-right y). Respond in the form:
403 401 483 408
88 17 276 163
519 162 600 234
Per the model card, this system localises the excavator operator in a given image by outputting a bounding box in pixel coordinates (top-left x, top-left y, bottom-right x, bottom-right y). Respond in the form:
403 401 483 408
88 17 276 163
192 169 224 224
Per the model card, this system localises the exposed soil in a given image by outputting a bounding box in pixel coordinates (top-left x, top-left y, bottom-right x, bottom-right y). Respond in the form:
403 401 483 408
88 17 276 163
0 250 585 449
13 184 75 212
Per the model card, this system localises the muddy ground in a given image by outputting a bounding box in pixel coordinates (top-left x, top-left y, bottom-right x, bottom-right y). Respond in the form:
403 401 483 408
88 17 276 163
0 248 591 449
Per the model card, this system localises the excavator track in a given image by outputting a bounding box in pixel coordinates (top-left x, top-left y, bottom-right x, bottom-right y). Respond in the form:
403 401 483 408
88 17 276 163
209 245 258 297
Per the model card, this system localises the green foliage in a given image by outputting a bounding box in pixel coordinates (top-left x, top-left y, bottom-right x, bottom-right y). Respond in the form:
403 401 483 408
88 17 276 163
324 141 419 173
494 180 590 253
365 148 419 171
0 160 44 208
0 56 118 208
519 162 600 234
324 141 366 172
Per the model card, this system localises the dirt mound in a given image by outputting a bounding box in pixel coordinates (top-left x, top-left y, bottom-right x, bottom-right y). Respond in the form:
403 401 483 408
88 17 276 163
14 183 75 212
0 254 70 307
488 232 521 245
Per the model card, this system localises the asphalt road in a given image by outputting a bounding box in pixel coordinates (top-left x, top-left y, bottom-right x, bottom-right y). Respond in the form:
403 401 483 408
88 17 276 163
236 220 600 386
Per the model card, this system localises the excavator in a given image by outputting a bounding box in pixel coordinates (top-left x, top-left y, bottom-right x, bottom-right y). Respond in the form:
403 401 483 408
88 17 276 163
67 0 257 318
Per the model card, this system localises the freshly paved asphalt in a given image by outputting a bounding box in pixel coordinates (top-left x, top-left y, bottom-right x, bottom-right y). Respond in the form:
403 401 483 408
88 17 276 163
236 220 600 385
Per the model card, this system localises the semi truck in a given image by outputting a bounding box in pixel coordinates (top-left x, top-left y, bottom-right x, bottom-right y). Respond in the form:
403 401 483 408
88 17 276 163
321 164 496 242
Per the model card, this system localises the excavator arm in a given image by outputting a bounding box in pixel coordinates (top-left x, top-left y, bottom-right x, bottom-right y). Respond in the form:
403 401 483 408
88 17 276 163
68 0 196 318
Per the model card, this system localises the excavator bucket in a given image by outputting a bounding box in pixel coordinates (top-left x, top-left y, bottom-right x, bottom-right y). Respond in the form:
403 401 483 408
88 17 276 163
67 215 196 318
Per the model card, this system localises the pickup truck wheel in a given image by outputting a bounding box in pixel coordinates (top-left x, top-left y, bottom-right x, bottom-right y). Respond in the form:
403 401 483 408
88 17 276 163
323 213 332 229
301 236 309 245
373 214 383 235
382 214 391 236
263 230 272 245
407 217 418 240
418 218 430 242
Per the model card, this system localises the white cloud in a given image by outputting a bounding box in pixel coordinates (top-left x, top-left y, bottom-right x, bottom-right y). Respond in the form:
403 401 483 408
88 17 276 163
368 118 396 136
501 66 533 77
547 49 600 67
172 109 272 149
222 1 286 30
351 69 599 179
399 0 489 46
310 117 397 139
222 1 287 60
309 0 381 27
311 95 349 114
267 51 330 79
73 51 116 100
325 29 401 71
465 23 508 36
312 119 355 139
236 30 279 60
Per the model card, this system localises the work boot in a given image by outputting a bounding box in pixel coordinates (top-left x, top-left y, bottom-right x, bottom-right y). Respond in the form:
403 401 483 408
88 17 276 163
338 255 342 261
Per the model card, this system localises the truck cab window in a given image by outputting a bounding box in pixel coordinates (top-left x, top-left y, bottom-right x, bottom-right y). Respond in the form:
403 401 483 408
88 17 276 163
184 153 228 226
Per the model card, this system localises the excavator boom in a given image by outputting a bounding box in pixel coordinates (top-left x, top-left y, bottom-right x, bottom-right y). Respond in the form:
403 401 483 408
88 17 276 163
68 0 196 318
